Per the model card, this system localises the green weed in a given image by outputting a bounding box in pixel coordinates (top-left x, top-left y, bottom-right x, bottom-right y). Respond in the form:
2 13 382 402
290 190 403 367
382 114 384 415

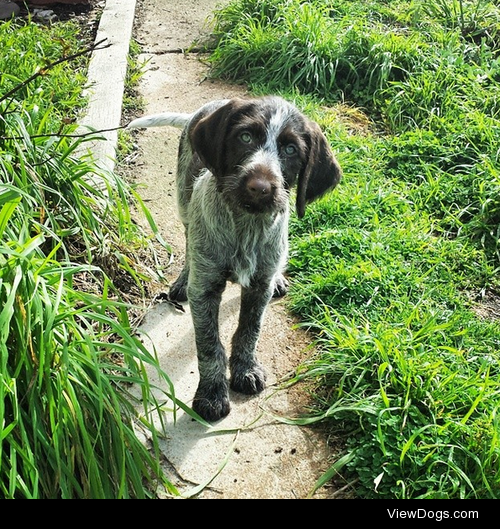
0 18 178 498
213 0 500 498
0 19 87 128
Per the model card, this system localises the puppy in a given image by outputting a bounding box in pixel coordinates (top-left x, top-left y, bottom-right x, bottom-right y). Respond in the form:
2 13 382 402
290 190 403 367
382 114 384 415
129 96 342 421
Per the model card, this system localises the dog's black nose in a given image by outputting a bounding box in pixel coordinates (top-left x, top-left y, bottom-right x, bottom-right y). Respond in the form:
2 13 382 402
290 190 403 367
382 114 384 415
247 175 273 197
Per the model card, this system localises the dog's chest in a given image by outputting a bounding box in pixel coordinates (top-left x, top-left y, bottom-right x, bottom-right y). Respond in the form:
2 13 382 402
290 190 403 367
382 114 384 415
188 185 288 287
189 176 288 287
222 211 286 286
229 223 273 286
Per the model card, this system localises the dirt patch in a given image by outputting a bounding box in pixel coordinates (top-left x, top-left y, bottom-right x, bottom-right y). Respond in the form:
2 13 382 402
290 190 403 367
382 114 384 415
474 290 500 321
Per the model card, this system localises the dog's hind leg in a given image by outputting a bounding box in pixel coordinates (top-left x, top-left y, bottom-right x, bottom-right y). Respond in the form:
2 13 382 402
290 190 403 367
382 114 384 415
169 230 190 302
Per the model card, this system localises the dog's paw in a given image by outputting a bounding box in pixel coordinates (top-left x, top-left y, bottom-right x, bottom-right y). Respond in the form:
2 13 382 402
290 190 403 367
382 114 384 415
230 363 267 395
272 273 289 298
169 276 188 302
192 382 230 422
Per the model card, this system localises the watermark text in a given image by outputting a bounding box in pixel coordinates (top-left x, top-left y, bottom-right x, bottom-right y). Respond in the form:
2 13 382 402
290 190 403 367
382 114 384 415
387 509 478 522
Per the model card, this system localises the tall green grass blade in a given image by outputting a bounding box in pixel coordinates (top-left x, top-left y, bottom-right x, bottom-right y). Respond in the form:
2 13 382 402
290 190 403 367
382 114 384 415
0 18 186 497
0 195 20 237
308 452 355 498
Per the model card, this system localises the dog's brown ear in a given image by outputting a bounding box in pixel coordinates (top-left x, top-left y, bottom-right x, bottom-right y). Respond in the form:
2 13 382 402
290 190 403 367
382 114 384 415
189 99 244 177
296 120 342 218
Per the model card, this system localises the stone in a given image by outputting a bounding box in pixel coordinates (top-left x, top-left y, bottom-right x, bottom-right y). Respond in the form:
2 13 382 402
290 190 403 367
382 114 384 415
0 0 20 19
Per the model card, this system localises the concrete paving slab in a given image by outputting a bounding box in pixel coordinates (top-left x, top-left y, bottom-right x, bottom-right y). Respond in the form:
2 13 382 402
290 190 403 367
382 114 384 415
79 0 136 172
138 286 330 499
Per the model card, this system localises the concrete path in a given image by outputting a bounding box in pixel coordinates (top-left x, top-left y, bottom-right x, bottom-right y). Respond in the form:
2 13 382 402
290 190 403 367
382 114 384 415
85 0 335 499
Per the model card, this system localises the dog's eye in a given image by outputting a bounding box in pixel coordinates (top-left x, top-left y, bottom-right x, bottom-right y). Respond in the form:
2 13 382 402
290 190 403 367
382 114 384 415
283 144 297 156
240 131 253 144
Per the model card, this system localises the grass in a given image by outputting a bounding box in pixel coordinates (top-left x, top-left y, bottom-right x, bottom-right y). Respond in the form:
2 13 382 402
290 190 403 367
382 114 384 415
0 18 180 498
210 0 500 498
0 19 88 128
118 38 150 163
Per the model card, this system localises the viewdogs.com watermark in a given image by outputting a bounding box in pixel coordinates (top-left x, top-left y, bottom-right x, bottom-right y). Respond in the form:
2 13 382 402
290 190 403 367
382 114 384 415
387 509 479 522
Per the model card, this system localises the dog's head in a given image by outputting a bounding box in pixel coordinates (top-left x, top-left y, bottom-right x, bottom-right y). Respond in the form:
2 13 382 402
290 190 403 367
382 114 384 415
189 96 342 217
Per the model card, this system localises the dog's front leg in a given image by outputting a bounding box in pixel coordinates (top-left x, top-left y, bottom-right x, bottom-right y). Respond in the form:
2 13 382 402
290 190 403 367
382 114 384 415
230 284 272 395
188 278 230 422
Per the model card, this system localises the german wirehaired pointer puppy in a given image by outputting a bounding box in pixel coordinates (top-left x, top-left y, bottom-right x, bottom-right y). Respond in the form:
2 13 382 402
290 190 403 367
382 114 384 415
129 96 342 422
